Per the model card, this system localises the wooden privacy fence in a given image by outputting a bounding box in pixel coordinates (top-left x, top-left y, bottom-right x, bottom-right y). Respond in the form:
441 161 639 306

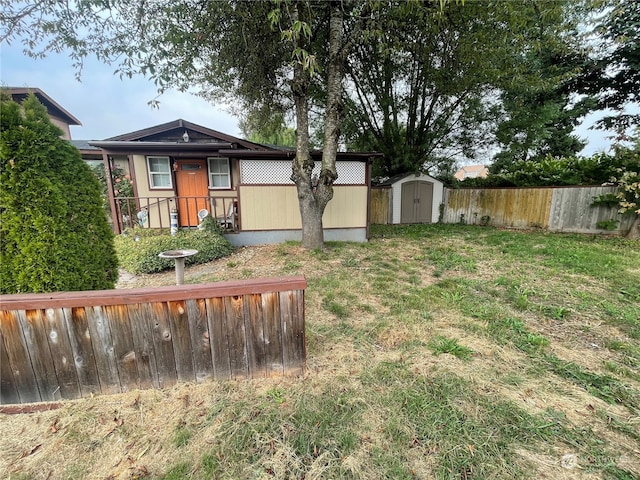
443 186 635 235
370 187 391 224
0 277 306 405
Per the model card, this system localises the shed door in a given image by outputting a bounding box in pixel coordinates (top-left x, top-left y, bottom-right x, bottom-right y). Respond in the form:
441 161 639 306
400 180 433 224
175 159 209 227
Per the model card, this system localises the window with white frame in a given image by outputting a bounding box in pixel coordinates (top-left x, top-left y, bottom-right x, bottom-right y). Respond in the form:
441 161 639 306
208 157 231 189
147 156 172 188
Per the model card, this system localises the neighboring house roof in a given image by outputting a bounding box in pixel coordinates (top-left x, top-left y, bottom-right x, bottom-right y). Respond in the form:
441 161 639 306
6 87 82 126
70 140 100 151
104 118 267 151
454 164 488 180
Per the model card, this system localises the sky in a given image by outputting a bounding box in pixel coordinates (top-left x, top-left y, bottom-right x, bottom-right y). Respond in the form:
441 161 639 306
1 42 242 141
1 40 620 157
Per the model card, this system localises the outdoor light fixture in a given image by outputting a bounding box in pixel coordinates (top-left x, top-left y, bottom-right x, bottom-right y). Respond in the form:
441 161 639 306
183 131 190 142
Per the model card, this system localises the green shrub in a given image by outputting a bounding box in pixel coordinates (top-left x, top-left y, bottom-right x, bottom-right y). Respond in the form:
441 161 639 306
0 93 118 293
115 228 234 274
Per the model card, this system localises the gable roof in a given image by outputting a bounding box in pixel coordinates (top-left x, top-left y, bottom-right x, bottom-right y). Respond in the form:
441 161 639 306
375 172 442 187
105 119 268 150
6 87 82 126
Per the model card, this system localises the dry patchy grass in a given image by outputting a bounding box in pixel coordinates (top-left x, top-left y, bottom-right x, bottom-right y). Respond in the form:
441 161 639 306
2 225 639 480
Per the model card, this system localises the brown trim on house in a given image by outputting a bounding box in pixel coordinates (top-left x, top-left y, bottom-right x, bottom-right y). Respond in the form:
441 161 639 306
7 87 82 126
366 162 372 240
237 183 367 187
0 277 307 310
102 119 269 150
102 152 119 235
127 155 139 199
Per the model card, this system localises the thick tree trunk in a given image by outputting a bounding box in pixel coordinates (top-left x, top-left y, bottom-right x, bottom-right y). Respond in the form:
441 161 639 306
290 0 345 250
626 215 640 239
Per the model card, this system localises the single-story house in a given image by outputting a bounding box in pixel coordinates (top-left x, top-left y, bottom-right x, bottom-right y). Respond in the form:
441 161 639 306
6 87 81 140
89 119 378 246
375 173 445 224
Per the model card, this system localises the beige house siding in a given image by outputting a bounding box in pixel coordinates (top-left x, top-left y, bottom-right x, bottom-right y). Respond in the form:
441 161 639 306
238 185 368 231
130 154 238 228
50 116 72 140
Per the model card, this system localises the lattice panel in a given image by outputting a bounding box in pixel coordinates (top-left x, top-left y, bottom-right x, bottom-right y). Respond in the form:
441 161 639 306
240 160 366 185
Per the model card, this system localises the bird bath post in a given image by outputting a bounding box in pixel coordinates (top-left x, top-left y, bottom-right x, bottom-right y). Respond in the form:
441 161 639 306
158 249 198 285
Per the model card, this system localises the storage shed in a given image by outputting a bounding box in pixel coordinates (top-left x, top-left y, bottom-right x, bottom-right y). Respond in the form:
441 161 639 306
377 173 445 224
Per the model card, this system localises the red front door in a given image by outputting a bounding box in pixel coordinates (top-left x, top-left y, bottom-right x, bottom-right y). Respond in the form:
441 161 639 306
175 159 209 227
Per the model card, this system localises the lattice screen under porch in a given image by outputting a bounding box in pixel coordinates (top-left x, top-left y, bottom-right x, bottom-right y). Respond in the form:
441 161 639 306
240 160 366 185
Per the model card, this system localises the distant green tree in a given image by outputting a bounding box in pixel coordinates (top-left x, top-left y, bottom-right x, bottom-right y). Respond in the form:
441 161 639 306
0 93 118 293
238 111 297 148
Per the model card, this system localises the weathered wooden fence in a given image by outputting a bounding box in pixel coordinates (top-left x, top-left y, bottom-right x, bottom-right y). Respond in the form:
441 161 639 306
370 187 391 224
0 277 306 405
443 186 634 234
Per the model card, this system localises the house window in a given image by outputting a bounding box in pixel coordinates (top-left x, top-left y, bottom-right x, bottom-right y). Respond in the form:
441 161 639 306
208 157 231 189
147 156 172 188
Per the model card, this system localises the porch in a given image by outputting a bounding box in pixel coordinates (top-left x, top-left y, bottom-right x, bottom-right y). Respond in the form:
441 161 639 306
111 195 238 234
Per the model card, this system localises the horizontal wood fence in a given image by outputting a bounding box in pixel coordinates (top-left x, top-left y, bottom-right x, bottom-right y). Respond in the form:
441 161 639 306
0 277 306 405
443 186 634 234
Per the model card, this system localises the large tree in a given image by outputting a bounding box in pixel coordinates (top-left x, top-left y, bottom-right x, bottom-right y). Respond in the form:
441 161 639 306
338 0 592 178
577 0 640 136
3 0 435 248
0 93 119 293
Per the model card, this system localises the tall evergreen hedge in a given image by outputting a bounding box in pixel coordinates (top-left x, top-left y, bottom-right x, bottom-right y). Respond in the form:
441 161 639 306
0 93 118 293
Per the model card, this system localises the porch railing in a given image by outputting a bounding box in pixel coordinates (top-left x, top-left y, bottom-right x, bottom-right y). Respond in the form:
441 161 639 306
111 196 237 234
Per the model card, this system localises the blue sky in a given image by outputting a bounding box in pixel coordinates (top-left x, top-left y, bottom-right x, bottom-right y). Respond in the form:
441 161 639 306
1 40 618 156
1 42 241 141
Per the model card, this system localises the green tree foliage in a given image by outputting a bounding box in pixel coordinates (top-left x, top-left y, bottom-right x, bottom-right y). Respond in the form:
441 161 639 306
491 0 593 171
341 0 592 178
0 93 118 293
606 138 640 238
577 0 640 134
457 151 638 189
239 112 297 148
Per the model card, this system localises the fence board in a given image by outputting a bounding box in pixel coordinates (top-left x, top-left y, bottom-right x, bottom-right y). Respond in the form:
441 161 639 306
44 308 81 400
370 188 391 224
146 302 178 389
167 300 195 383
16 310 59 401
0 311 39 403
280 290 306 376
0 329 20 404
86 306 121 395
104 305 139 392
63 307 101 397
245 294 267 378
206 297 231 380
187 299 214 383
225 296 249 379
262 292 284 377
1 277 306 404
127 303 157 389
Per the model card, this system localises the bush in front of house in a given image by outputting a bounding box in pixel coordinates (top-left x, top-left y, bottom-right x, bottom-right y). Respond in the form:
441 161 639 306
0 92 118 293
115 228 234 274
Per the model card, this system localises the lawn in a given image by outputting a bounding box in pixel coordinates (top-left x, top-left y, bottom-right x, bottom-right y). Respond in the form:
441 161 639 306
2 224 639 480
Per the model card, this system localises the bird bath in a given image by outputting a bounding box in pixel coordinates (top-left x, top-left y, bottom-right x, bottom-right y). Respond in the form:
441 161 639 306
158 249 198 285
